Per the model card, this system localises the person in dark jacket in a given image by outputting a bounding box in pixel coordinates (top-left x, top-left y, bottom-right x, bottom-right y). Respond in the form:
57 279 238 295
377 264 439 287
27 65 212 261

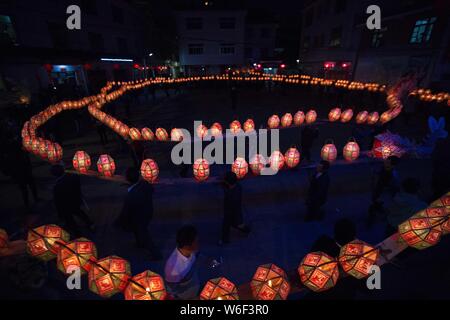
116 167 161 260
220 172 250 245
301 125 319 162
305 160 330 221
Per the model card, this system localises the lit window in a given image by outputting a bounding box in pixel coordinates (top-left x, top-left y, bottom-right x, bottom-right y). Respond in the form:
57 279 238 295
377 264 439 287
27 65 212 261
410 17 436 44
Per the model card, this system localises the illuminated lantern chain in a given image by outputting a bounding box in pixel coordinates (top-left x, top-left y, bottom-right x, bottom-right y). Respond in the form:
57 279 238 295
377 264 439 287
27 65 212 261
232 157 248 179
338 240 379 279
22 136 33 152
294 111 305 126
196 124 209 139
129 128 142 141
31 137 42 155
57 237 97 275
210 122 223 137
47 142 63 163
0 229 8 249
298 252 339 292
170 128 184 142
229 120 242 134
340 109 353 123
356 111 369 124
284 147 300 168
73 151 91 174
97 154 116 177
155 128 169 141
88 255 131 298
269 151 285 171
430 192 450 210
250 154 267 175
243 119 255 132
380 111 393 124
321 141 337 162
328 108 341 122
251 264 291 300
27 225 70 261
367 112 379 125
193 158 210 182
267 115 280 129
141 127 155 141
305 110 317 124
281 113 293 127
124 270 167 300
343 140 360 161
140 159 159 184
200 277 239 300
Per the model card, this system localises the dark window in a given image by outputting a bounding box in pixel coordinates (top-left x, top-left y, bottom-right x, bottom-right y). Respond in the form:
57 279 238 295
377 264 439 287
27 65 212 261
81 0 97 15
371 27 387 48
188 43 204 55
219 17 235 29
220 44 235 55
329 26 342 47
88 32 104 52
410 17 436 44
186 17 203 30
335 0 347 14
112 5 124 24
117 37 128 54
0 15 17 46
48 23 68 49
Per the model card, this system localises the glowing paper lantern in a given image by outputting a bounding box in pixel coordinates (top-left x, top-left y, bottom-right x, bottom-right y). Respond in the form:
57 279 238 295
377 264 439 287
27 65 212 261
281 113 293 127
356 111 369 124
321 141 337 162
298 252 339 292
343 140 360 161
31 137 42 155
305 110 317 124
398 209 444 249
193 158 210 182
267 115 280 129
124 270 167 300
22 136 33 152
338 240 379 279
269 151 285 171
294 111 305 126
196 124 209 139
129 128 142 141
170 128 184 142
367 112 379 125
229 120 242 134
431 192 450 210
340 109 353 123
140 159 159 183
27 224 70 261
155 128 169 141
0 229 8 249
232 157 248 179
380 111 392 124
328 108 341 122
57 237 97 275
97 154 116 177
243 119 255 132
200 277 239 300
46 142 63 163
73 151 91 174
419 206 450 235
284 147 300 168
39 140 51 159
210 122 223 137
88 255 131 298
141 127 155 141
251 264 290 300
250 154 267 175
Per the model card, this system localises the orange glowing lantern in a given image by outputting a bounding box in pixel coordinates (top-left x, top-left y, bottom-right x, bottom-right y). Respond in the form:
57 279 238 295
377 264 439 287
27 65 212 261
140 159 159 183
31 137 42 155
73 151 91 174
367 112 379 125
155 128 169 141
27 224 70 261
193 158 210 182
281 113 293 127
305 110 317 124
141 127 155 141
251 264 290 300
340 109 353 123
171 128 184 142
46 142 63 163
267 115 280 129
298 252 339 292
39 139 51 159
57 237 97 275
431 192 450 210
250 154 267 175
243 119 255 132
0 229 8 249
284 147 300 168
196 124 209 139
200 277 239 300
229 120 242 134
22 136 33 152
380 111 392 124
343 139 360 161
356 111 369 124
321 141 337 162
97 154 116 177
269 151 285 171
232 157 248 179
294 111 305 126
129 128 142 140
338 240 379 279
210 122 223 137
124 270 167 300
88 255 131 298
328 108 341 122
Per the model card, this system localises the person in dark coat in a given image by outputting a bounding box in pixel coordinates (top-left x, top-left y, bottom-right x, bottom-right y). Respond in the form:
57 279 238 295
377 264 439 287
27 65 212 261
301 125 319 162
220 172 250 245
116 167 161 260
305 160 330 221
51 165 93 237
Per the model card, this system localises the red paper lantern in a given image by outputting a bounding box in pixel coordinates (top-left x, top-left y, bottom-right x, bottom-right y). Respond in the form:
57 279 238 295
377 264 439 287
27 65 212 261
196 124 209 139
243 119 255 132
171 128 184 142
321 141 337 162
141 159 159 183
269 151 285 171
229 120 242 134
141 127 155 141
367 112 379 125
22 135 33 152
305 110 317 124
398 209 444 249
27 224 70 261
88 255 131 298
251 264 290 300
193 158 210 182
124 270 167 300
39 140 51 159
250 154 267 175
46 142 62 163
57 237 97 275
340 109 353 123
0 228 8 249
284 147 300 168
73 151 91 174
200 277 239 300
294 111 305 126
298 252 339 292
380 111 392 124
343 140 360 161
328 108 341 122
267 115 280 129
281 113 293 127
356 111 369 124
97 154 116 177
430 192 450 210
155 128 169 141
129 128 142 141
210 122 223 137
338 240 379 279
31 137 42 155
232 157 248 179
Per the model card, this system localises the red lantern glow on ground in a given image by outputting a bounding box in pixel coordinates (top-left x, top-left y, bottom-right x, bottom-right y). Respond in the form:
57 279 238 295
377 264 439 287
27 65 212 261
171 128 184 142
129 128 142 140
298 252 339 292
356 111 369 124
294 111 305 126
284 147 300 168
141 159 159 183
338 240 379 279
367 112 379 125
305 110 317 124
243 119 255 132
210 122 223 137
267 115 280 129
124 270 167 300
343 141 360 161
27 224 70 261
196 124 209 139
193 158 210 182
251 264 290 300
200 277 239 300
281 113 293 127
155 128 169 141
328 108 341 122
340 109 353 123
269 151 285 171
229 120 242 134
73 151 91 174
232 157 248 179
97 154 116 177
321 142 337 162
141 127 155 141
88 255 131 298
250 154 267 175
57 237 97 275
